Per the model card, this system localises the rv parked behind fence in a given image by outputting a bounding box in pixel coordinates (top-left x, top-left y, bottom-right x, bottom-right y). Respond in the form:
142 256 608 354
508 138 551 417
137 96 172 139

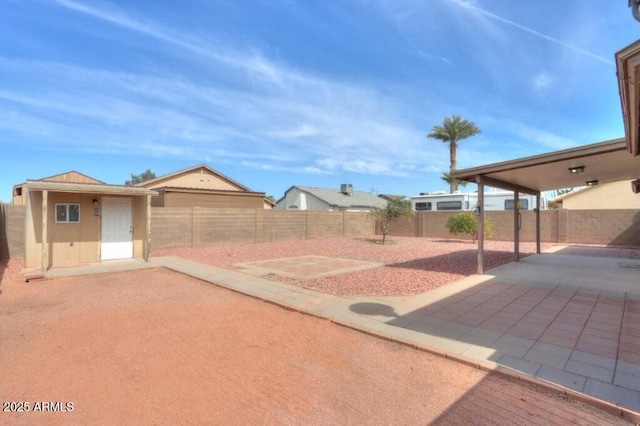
409 191 546 212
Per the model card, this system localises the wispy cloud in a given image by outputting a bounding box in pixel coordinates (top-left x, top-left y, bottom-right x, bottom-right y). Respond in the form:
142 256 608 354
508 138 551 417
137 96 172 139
446 0 614 65
0 53 442 177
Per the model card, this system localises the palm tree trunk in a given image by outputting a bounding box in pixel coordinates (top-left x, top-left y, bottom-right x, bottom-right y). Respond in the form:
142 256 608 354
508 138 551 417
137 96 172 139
450 140 458 193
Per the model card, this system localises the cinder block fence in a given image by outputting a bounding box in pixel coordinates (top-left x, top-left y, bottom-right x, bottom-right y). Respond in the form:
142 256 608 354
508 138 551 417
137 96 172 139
1 205 638 258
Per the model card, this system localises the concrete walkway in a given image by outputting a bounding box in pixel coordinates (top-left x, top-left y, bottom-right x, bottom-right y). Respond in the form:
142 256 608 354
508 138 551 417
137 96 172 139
43 249 640 420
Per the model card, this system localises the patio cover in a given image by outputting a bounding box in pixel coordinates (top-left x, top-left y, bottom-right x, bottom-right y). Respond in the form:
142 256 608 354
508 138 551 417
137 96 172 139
451 138 640 274
452 138 635 194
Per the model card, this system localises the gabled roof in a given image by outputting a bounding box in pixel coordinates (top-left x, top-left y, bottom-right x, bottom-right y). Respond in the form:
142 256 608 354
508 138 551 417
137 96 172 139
282 185 388 209
136 164 253 192
14 170 105 187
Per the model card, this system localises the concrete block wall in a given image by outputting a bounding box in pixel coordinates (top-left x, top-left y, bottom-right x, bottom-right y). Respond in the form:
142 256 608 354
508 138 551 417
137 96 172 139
150 208 377 249
198 208 256 245
563 209 640 246
306 211 344 239
0 204 25 259
386 209 639 246
257 210 307 242
4 206 638 256
344 212 376 236
151 208 194 249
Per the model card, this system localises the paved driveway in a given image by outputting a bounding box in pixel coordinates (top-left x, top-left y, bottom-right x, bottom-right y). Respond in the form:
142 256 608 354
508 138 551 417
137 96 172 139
0 267 628 424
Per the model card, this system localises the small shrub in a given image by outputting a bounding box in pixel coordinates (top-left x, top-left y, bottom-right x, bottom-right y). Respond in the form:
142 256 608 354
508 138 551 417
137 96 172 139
445 212 493 243
369 199 414 245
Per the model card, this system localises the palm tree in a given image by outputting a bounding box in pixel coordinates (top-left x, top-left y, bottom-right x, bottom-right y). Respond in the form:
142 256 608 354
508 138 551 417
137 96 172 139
440 172 468 190
427 116 480 193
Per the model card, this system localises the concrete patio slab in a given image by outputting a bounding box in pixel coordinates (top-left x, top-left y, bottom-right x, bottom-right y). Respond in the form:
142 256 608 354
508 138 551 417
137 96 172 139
234 255 382 279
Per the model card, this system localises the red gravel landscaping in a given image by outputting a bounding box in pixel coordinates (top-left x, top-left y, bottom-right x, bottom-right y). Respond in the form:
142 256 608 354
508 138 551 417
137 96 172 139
154 236 554 297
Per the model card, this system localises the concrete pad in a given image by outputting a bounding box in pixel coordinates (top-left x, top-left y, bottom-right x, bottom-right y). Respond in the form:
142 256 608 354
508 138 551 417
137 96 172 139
234 255 382 279
585 380 640 412
537 366 588 392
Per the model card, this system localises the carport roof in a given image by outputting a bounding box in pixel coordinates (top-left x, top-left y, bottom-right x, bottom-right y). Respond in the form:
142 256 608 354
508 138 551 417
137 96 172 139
451 137 640 194
27 180 158 196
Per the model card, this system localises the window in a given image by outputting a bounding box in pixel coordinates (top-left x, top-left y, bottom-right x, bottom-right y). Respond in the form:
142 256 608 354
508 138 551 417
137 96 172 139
415 202 432 211
14 187 22 196
504 199 529 210
56 203 81 223
436 201 462 211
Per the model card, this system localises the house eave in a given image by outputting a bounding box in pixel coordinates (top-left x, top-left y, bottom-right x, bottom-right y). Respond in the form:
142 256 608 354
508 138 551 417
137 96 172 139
616 40 640 157
27 181 158 196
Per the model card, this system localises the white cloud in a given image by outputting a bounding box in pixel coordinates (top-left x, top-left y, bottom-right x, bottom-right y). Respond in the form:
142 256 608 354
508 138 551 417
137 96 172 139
532 72 553 91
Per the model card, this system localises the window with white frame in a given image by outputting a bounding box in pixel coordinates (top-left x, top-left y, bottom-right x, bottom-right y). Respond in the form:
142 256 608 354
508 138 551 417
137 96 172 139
55 203 81 223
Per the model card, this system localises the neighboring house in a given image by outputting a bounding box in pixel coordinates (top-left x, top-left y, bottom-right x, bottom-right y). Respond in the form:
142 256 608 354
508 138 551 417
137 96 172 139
136 164 269 209
276 184 388 212
549 180 640 209
16 171 157 273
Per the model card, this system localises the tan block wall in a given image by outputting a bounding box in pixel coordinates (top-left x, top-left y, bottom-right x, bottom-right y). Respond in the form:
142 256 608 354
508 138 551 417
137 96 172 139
561 209 640 246
306 211 344 239
198 208 257 245
7 207 639 257
0 204 26 259
150 208 376 249
150 208 194 249
344 212 376 236
385 209 638 246
257 210 307 242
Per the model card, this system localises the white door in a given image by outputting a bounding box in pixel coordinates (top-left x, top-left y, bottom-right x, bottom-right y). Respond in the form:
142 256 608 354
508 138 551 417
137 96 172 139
101 197 133 260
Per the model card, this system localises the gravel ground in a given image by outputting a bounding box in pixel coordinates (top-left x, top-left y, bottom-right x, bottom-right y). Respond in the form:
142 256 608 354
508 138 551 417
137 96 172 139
154 237 554 296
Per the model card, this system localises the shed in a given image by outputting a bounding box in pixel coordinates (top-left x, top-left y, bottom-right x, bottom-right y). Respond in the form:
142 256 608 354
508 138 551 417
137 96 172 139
22 175 157 273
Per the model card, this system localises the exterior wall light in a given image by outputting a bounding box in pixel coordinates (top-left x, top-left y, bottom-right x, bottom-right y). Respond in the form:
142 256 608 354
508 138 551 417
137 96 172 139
568 166 585 174
93 198 98 207
586 180 599 187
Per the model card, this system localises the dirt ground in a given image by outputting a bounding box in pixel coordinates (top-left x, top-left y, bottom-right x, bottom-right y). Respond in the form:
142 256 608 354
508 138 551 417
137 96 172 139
0 268 628 425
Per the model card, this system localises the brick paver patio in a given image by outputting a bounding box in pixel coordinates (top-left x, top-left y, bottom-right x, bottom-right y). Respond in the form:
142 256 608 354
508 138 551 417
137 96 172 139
389 246 640 411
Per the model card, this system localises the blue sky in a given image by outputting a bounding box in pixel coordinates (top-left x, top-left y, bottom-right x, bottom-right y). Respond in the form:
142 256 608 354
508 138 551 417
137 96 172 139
0 1 638 202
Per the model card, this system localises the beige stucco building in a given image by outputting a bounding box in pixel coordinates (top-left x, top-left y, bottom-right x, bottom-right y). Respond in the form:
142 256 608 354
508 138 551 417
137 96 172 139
136 164 272 209
550 180 640 210
17 171 156 272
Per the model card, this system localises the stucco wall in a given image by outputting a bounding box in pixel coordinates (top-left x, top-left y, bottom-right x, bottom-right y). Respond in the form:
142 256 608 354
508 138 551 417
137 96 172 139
163 191 264 209
561 181 640 209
